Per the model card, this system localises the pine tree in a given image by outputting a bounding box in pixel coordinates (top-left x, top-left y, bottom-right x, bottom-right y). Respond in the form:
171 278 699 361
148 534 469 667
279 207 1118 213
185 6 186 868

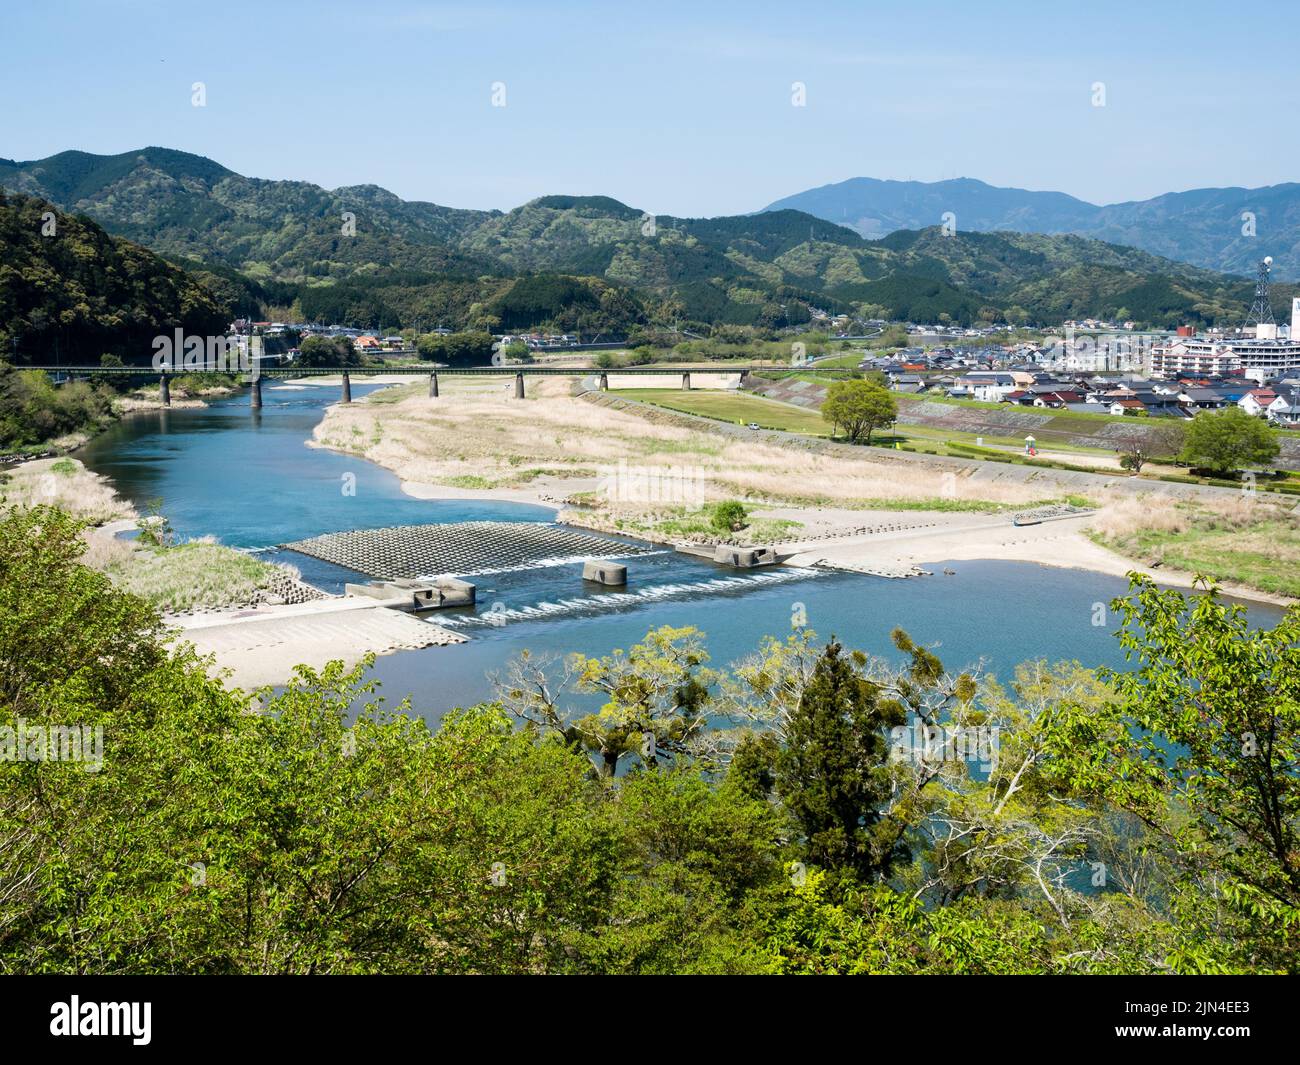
776 640 908 880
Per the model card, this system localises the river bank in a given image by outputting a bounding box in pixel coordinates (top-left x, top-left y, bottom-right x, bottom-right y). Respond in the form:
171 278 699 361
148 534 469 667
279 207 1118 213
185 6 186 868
309 375 1297 608
50 377 1290 694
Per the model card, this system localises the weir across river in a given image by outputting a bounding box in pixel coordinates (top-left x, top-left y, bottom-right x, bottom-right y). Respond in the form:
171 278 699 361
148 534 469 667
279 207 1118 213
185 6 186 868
280 521 659 581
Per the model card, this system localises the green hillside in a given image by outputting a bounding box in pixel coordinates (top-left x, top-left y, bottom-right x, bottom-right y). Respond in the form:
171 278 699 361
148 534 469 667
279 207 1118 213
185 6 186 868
2 147 1284 333
0 190 229 363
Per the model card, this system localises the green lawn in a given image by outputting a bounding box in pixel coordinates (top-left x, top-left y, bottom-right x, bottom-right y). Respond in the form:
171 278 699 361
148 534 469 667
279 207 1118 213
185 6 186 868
614 388 833 435
614 387 1115 468
808 352 866 369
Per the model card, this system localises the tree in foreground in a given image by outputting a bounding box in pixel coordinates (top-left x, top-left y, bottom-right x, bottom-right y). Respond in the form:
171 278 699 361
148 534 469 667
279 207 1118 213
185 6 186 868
5 503 1293 974
1042 575 1300 972
775 640 910 880
494 625 717 777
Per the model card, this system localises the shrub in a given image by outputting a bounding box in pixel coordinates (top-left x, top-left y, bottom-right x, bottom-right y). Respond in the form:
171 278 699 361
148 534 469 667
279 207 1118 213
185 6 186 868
711 500 749 532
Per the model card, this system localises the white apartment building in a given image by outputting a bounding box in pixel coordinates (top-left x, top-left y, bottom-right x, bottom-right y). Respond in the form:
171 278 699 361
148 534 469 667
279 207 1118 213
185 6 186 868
1147 339 1242 377
1150 300 1300 381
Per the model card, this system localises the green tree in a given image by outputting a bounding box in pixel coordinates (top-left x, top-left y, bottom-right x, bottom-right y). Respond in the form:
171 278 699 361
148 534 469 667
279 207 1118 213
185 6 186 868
495 626 717 778
1042 576 1300 971
1180 407 1279 474
820 378 897 444
775 640 909 880
570 769 782 973
415 331 494 366
0 365 115 449
297 335 359 367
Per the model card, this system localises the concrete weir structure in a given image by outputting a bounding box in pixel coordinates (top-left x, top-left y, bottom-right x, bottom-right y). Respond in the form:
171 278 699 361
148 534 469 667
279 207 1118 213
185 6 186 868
282 521 654 582
345 576 476 611
582 560 627 585
675 543 781 568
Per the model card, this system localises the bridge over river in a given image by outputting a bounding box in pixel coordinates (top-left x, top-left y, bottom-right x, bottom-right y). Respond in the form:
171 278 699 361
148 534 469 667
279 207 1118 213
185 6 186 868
28 362 855 408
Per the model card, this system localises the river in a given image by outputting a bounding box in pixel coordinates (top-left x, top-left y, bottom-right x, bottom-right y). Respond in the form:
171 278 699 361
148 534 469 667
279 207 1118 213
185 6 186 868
76 382 1282 721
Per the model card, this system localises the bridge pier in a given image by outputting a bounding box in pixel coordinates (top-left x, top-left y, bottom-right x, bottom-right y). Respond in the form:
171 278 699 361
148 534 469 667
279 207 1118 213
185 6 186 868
599 372 609 391
429 372 439 398
250 374 262 409
341 372 352 403
159 373 171 407
681 372 691 391
514 372 525 398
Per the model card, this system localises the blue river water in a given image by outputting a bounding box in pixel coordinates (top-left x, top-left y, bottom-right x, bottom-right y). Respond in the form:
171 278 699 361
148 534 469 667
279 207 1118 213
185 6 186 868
76 382 1284 721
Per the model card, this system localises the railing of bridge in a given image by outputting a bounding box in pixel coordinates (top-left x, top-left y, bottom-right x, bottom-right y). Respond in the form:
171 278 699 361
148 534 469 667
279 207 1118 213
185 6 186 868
27 364 860 378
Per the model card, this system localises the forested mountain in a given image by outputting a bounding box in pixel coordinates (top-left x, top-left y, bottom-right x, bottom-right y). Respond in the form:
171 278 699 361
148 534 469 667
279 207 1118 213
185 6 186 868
0 190 229 363
833 228 1277 330
2 148 1285 333
0 148 498 283
762 175 1300 281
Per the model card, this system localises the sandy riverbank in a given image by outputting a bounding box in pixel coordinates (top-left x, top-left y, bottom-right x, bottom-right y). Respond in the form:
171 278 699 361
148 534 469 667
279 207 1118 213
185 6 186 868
307 376 1297 608
779 511 1296 608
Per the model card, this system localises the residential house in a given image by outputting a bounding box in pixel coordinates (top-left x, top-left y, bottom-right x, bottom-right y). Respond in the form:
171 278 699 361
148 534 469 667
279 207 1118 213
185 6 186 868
1179 387 1231 411
958 373 1018 402
1267 391 1300 427
1239 388 1278 417
888 374 927 394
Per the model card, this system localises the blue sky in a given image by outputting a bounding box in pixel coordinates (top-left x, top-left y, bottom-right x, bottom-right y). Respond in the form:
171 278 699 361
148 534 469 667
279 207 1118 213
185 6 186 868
2 0 1295 216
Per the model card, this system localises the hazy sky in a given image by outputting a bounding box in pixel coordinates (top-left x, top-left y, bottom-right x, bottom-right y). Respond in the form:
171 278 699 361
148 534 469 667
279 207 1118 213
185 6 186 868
3 0 1295 216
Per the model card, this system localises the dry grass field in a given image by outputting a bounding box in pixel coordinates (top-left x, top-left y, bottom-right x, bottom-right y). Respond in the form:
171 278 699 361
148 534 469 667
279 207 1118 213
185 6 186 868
314 376 1045 517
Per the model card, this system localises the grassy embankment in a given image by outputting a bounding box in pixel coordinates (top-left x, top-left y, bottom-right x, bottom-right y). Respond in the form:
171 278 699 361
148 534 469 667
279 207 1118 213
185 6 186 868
0 458 300 612
614 386 1122 475
651 379 1300 491
1089 493 1300 599
614 388 832 435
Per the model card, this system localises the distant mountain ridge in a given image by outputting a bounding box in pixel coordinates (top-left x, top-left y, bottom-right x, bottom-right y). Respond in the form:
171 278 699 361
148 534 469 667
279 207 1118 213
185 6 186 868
762 176 1300 281
0 148 1282 332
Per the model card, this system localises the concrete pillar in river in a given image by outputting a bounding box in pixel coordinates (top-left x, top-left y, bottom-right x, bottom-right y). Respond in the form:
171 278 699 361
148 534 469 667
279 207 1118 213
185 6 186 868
429 372 439 398
599 372 608 391
341 372 352 403
514 372 525 398
250 374 263 409
159 373 171 407
681 371 691 391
